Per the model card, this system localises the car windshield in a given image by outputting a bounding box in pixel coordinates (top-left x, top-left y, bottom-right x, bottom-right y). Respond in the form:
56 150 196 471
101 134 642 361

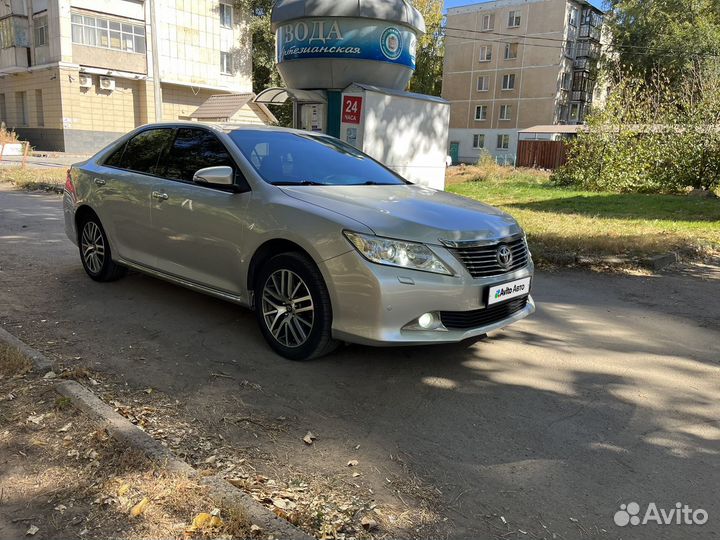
229 130 407 186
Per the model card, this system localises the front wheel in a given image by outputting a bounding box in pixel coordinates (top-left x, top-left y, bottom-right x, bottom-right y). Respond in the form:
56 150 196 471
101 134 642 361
255 253 338 361
78 214 126 282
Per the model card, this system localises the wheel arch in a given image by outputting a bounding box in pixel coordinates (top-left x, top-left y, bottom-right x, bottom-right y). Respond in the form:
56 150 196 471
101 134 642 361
74 205 99 241
247 239 319 307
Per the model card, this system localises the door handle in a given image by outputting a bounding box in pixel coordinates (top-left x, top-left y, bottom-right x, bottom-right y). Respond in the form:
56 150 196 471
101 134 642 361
94 178 106 186
152 191 169 201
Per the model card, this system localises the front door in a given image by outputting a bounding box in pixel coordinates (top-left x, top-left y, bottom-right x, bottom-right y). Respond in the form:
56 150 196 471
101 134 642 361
449 141 460 165
150 128 251 295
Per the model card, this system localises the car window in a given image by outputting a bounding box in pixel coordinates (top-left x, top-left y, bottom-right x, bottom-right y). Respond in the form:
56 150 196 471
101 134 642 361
110 128 174 175
162 128 236 183
229 130 407 186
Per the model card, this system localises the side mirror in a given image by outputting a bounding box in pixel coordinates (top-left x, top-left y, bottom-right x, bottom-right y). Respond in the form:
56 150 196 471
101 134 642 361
193 166 234 187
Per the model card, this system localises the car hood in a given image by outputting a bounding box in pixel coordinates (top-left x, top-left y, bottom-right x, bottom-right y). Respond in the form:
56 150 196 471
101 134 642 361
280 185 522 245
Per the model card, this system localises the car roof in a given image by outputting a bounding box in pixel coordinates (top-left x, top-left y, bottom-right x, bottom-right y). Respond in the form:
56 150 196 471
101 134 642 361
133 121 327 138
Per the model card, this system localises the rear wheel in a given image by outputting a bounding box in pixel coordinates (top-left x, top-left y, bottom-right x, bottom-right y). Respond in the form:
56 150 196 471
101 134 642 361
78 214 126 282
255 252 338 361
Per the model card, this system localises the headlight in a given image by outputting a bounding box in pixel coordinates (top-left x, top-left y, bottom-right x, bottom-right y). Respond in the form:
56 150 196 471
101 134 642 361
344 231 453 275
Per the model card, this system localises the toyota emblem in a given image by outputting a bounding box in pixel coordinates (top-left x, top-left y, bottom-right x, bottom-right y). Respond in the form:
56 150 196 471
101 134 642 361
496 245 513 269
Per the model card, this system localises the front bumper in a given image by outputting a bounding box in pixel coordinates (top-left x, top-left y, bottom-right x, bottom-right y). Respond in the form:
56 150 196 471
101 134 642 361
321 248 535 346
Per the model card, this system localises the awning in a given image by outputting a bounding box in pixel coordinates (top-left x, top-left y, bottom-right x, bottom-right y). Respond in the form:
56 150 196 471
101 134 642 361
254 87 327 105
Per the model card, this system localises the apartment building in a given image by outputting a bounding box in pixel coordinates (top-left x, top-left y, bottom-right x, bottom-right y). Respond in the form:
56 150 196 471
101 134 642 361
0 0 263 152
442 0 603 164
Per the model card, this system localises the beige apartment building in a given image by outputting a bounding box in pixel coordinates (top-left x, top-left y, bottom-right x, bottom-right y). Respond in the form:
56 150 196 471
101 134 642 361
0 0 271 152
442 0 603 164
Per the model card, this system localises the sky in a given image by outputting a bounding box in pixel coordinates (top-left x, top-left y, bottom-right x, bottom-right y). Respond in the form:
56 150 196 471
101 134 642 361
443 0 606 11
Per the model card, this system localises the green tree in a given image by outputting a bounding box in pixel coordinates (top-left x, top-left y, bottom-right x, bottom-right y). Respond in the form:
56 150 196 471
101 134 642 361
233 0 292 125
407 0 444 96
606 0 720 89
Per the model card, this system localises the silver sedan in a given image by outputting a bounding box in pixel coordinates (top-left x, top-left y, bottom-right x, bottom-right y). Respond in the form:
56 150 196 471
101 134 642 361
64 123 534 360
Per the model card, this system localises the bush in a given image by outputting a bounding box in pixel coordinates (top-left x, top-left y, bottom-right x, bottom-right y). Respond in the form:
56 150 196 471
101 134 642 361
0 125 19 144
553 66 720 194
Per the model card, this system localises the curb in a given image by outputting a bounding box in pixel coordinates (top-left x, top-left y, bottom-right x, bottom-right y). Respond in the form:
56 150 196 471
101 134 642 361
0 329 313 540
0 326 53 374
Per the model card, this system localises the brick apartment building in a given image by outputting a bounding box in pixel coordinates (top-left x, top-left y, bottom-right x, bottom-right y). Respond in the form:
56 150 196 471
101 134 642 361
0 0 270 152
442 0 604 164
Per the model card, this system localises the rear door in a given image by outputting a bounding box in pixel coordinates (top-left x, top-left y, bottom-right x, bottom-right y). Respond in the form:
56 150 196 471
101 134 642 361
95 127 174 266
150 127 252 294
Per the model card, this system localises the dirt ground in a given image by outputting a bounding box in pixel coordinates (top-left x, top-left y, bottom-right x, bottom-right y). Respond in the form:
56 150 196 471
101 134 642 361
1 186 719 540
0 353 252 540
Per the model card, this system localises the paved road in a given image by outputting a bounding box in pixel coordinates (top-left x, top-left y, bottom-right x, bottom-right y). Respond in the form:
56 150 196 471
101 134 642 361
1 185 719 539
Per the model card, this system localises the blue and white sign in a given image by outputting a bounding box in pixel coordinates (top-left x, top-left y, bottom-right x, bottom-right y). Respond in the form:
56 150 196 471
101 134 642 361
276 18 417 69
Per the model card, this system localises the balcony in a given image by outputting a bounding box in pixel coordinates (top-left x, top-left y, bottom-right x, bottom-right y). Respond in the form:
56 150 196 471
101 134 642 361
0 15 30 72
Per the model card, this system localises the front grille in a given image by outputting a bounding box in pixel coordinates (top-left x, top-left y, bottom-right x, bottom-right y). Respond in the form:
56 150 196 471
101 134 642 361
440 296 529 330
450 237 529 278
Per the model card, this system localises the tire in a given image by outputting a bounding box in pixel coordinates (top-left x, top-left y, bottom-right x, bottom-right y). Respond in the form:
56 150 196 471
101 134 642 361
254 252 338 361
77 213 127 282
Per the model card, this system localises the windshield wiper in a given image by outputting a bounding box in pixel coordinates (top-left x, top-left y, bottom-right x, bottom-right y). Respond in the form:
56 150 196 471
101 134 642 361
271 180 328 186
351 181 395 186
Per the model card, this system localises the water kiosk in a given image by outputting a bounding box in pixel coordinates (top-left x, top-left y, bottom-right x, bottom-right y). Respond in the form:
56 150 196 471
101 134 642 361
255 0 450 190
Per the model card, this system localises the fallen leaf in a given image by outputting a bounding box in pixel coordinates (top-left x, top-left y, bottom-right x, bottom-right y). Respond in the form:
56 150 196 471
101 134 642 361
117 484 130 496
361 516 378 531
303 431 316 445
26 525 39 536
27 414 45 425
347 460 359 467
130 497 150 517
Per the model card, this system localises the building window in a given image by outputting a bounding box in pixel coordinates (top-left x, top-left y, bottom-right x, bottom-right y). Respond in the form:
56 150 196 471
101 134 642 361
508 10 521 28
475 105 488 121
0 18 15 48
34 15 48 47
570 103 581 122
220 51 234 75
219 3 233 28
16 91 27 126
561 71 572 91
473 134 485 149
71 13 146 54
568 6 579 27
482 14 494 31
479 45 492 62
504 42 518 60
477 76 489 91
0 94 6 124
497 134 510 150
502 73 516 90
35 89 44 127
499 104 511 120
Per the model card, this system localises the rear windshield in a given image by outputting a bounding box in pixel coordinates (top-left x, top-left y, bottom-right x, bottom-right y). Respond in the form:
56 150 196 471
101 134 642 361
228 130 407 186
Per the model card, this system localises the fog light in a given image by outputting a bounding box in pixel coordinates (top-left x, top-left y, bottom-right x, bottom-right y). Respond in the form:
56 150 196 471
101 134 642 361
418 312 436 329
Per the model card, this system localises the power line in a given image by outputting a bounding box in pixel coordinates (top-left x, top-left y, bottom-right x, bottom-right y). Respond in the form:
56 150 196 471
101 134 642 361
442 26 720 57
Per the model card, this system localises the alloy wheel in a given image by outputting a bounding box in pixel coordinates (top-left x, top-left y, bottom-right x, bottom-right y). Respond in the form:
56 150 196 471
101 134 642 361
261 269 315 348
81 221 105 275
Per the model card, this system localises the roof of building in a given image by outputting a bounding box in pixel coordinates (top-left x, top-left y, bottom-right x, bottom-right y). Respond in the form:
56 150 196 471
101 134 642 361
271 0 425 33
190 93 278 124
519 125 586 134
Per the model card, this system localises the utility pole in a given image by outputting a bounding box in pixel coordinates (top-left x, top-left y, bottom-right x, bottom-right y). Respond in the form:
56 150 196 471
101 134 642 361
148 0 163 122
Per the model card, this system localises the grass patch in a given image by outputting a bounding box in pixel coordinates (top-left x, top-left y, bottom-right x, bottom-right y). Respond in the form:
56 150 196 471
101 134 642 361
0 343 32 376
0 167 66 192
447 164 720 264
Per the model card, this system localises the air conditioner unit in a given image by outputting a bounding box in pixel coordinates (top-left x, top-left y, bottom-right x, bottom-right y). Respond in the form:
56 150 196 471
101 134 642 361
99 76 116 92
78 74 93 88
